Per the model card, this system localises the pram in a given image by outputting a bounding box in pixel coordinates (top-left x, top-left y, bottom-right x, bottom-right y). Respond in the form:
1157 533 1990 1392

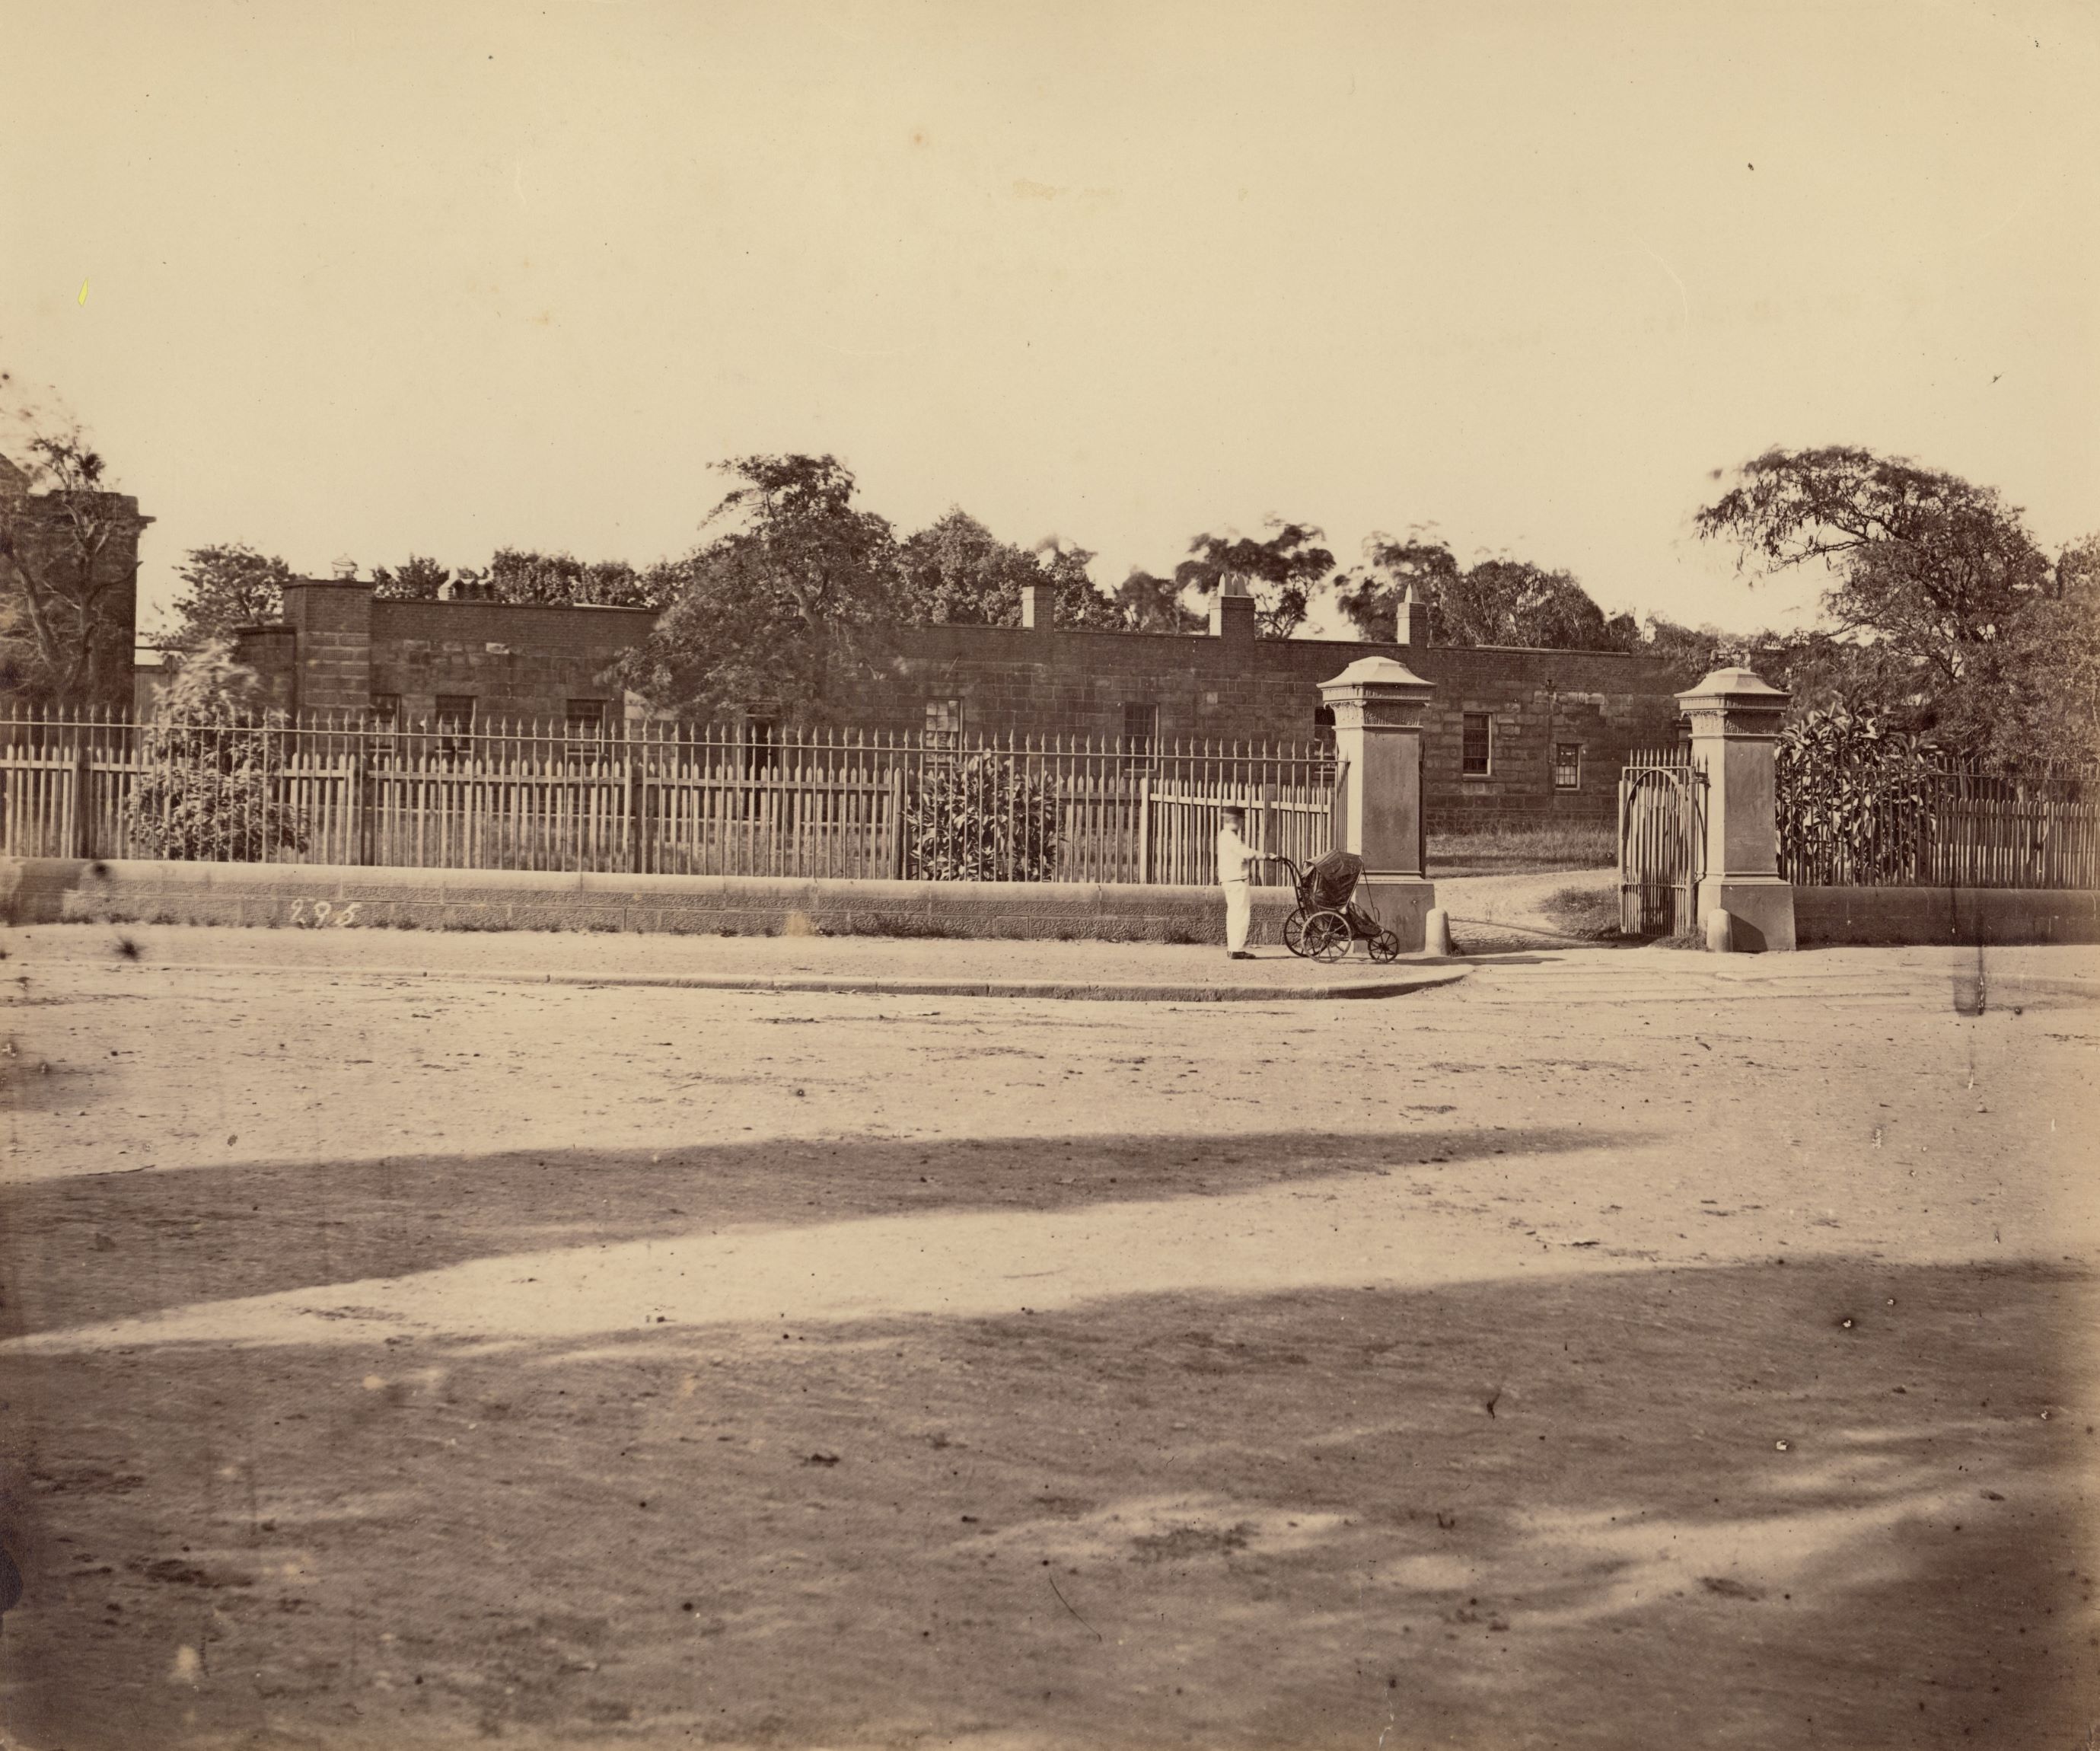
1274 850 1404 963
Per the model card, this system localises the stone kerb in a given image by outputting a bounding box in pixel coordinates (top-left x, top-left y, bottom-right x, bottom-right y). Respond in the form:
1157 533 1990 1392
1676 665 1796 953
1319 655 1436 950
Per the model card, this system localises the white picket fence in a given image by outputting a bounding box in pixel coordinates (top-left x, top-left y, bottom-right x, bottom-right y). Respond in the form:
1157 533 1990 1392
0 710 1340 886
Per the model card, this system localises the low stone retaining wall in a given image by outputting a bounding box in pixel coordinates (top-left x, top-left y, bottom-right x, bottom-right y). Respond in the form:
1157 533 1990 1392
1793 885 2100 947
0 857 1305 945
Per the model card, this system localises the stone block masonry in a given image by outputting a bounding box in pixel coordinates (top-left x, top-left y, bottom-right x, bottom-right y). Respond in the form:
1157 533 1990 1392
2 858 1302 945
1792 885 2100 947
225 576 1687 827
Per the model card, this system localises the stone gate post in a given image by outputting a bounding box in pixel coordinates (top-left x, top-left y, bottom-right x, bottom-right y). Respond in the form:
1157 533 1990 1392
1678 666 1796 952
1319 656 1436 950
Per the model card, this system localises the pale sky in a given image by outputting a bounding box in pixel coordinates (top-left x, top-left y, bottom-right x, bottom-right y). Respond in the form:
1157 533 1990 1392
5 1 2095 643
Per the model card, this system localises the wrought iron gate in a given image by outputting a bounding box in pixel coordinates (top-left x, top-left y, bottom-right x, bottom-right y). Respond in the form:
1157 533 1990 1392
1617 751 1704 936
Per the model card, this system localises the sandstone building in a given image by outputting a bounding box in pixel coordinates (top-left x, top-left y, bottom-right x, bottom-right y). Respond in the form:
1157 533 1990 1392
218 575 1686 829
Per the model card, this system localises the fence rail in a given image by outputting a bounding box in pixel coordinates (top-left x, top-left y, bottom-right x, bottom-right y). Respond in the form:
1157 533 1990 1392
0 709 1338 887
1779 768 2100 889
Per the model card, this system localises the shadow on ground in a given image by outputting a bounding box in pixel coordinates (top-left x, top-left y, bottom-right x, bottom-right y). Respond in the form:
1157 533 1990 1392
0 1127 1621 1337
1 1249 2092 1750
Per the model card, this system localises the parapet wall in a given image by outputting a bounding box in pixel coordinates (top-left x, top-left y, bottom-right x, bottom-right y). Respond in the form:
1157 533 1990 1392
1792 885 2100 946
0 858 1301 945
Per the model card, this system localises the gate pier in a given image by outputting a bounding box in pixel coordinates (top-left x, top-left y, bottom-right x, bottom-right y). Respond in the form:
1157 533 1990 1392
1678 667 1796 953
1318 656 1436 951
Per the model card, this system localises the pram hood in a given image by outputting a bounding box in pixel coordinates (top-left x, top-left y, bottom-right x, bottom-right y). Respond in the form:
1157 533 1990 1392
1304 850 1364 910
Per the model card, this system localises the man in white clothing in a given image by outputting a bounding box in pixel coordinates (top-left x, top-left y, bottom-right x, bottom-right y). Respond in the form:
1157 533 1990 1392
1216 805 1274 959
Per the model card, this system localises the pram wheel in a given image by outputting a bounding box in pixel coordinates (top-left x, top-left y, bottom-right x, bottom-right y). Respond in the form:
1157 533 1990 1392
1282 908 1314 958
1368 930 1402 964
1301 911 1353 962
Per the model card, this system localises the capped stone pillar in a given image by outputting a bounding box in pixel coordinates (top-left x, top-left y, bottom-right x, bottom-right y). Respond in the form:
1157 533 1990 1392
1678 666 1796 953
280 575 376 718
1319 655 1436 951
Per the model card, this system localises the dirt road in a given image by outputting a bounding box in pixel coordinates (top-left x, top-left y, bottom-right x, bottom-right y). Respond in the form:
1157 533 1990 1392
2 930 2096 1748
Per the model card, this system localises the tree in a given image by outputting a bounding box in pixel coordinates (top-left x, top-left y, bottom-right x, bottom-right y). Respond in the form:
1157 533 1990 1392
1954 533 2100 769
1112 568 1204 633
612 454 902 722
897 509 1034 625
164 545 295 651
893 512 1124 630
0 431 148 706
1031 537 1126 630
1336 532 1635 649
1695 447 2052 739
902 751 1062 880
129 639 308 860
1334 534 1461 640
371 550 664 607
1174 520 1334 639
371 555 452 599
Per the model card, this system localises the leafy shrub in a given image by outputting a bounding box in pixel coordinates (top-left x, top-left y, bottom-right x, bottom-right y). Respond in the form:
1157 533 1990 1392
903 753 1062 882
129 642 310 861
1774 706 1932 885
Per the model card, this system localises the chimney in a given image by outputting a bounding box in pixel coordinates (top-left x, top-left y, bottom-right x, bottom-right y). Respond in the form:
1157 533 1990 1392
1020 582 1046 630
281 574 376 716
1209 574 1257 643
1394 584 1432 651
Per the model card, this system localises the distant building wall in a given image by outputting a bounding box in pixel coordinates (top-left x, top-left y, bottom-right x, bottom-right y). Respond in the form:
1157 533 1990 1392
1 455 153 708
882 619 1684 828
224 576 1687 827
233 584 655 726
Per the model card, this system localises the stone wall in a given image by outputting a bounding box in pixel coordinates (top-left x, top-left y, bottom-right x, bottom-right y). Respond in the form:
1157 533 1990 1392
366 598 655 723
224 577 1686 825
3 856 1301 946
1792 885 2100 946
884 622 1684 828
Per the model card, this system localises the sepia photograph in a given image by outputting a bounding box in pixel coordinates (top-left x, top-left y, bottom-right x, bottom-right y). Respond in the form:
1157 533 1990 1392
2 2 2095 1746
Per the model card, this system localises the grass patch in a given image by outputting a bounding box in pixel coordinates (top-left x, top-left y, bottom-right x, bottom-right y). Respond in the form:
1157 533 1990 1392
1428 820 1614 876
1540 883 1624 940
866 915 958 939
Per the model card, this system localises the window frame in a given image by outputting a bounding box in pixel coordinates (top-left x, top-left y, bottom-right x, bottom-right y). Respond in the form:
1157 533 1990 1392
433 694 476 732
1121 701 1160 772
1553 742 1583 790
564 697 610 738
1461 712 1494 777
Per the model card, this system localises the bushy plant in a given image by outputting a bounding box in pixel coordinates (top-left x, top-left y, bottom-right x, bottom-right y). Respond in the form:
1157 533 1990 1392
1774 705 1933 885
903 753 1062 882
130 641 310 861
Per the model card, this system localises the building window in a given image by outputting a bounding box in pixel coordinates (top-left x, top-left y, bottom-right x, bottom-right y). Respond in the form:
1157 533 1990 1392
434 695 476 732
1312 703 1335 741
1553 742 1583 789
924 698 963 751
368 693 400 722
1122 701 1159 770
566 698 609 736
1461 713 1493 776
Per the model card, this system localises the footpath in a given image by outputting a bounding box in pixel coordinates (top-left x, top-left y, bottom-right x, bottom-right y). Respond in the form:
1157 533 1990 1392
11 917 2099 1008
4 920 1466 1002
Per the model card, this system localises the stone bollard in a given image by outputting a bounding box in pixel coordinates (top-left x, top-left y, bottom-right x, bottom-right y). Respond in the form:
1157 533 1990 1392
1425 908 1454 957
1704 908 1734 954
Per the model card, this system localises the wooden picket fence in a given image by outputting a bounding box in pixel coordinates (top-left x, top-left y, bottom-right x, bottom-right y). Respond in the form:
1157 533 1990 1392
0 708 1338 886
1780 767 2100 889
